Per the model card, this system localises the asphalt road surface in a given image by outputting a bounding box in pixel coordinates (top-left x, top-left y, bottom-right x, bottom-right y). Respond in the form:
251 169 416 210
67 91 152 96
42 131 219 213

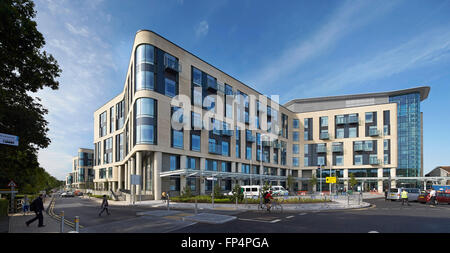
52 196 450 233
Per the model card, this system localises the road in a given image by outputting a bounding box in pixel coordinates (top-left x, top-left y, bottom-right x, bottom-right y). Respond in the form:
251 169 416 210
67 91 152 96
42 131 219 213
51 196 450 233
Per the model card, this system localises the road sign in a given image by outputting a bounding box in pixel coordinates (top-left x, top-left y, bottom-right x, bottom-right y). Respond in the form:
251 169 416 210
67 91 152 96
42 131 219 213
206 177 217 181
0 133 19 146
326 177 336 184
7 180 17 188
130 175 142 185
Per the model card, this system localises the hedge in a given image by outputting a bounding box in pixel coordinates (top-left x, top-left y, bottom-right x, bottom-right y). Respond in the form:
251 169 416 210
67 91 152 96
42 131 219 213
0 199 8 216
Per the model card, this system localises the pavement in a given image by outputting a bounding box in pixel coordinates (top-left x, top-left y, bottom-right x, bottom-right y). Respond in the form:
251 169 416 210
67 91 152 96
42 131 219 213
5 193 377 233
7 197 78 233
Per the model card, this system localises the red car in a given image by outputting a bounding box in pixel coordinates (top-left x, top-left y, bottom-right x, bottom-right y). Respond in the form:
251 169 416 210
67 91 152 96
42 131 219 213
417 191 430 204
436 192 450 205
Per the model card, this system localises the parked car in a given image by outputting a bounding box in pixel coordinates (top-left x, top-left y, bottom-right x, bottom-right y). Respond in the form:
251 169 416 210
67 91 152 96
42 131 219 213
61 191 74 197
271 186 289 196
417 191 430 204
436 192 450 205
386 188 421 201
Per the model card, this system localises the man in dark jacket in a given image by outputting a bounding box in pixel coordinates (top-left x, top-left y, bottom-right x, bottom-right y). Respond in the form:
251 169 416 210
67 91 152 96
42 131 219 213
99 195 110 216
26 194 45 227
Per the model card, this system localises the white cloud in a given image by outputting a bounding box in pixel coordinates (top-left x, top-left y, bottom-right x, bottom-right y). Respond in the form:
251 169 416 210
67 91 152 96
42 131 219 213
282 28 450 101
65 23 89 37
195 20 209 38
246 0 400 90
34 0 119 180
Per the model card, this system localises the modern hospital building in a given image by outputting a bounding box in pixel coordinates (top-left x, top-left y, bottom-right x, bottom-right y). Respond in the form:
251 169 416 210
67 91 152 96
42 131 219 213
91 30 429 200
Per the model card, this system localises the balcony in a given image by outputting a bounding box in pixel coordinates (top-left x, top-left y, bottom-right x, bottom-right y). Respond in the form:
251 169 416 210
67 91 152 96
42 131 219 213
336 117 346 125
208 144 222 155
369 157 380 165
369 127 380 136
320 132 330 140
316 145 327 153
332 144 343 153
348 115 359 124
164 54 182 73
354 143 364 152
246 134 256 143
222 129 233 136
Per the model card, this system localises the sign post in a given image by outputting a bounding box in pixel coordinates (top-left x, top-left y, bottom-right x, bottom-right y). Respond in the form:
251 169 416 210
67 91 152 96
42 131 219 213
8 180 17 213
326 177 336 198
206 177 217 208
0 133 19 146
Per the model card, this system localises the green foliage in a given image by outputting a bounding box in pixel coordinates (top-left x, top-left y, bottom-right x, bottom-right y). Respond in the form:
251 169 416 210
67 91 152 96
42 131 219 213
309 175 318 189
169 196 331 204
180 186 193 198
213 184 223 199
92 195 111 200
230 184 243 202
287 175 294 192
262 182 271 193
0 199 8 216
349 173 358 189
0 0 62 194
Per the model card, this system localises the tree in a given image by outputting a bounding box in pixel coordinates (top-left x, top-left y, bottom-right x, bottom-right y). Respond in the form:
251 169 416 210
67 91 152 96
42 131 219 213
287 175 294 194
349 173 358 190
309 175 318 192
0 0 62 193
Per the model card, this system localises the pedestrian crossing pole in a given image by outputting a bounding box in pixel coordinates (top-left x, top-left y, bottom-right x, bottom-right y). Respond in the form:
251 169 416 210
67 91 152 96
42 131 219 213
75 216 79 232
60 211 64 233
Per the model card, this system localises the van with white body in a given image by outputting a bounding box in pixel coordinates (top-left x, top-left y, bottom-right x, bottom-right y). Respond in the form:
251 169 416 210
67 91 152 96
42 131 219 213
271 186 289 196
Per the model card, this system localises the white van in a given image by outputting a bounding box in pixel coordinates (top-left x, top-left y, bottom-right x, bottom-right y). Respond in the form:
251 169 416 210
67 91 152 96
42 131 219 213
241 185 262 199
271 186 289 196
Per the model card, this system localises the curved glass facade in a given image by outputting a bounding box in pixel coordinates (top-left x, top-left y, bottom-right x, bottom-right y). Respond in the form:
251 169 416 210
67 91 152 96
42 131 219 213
134 98 157 145
135 44 155 91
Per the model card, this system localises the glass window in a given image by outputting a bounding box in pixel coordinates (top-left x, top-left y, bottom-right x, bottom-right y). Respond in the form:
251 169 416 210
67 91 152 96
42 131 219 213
384 139 388 151
172 129 183 149
293 157 299 167
293 131 299 141
170 156 178 171
246 146 252 160
304 157 309 167
354 155 363 165
304 144 309 154
293 144 299 154
293 119 299 129
165 78 176 97
136 44 154 64
226 103 232 119
304 131 309 141
236 143 240 158
384 154 389 165
349 127 357 138
222 141 229 156
365 112 373 123
193 88 202 106
192 67 202 85
336 155 343 166
318 156 325 166
304 118 309 128
384 125 389 135
135 98 156 144
320 116 328 127
336 128 344 139
191 134 200 151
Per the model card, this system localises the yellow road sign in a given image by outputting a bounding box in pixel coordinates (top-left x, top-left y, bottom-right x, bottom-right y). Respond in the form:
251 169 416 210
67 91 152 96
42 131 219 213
326 177 336 183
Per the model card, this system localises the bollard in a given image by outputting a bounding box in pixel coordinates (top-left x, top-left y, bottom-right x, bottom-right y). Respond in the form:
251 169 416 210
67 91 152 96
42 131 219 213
235 197 238 210
195 197 198 215
167 194 170 211
60 211 65 233
74 216 79 232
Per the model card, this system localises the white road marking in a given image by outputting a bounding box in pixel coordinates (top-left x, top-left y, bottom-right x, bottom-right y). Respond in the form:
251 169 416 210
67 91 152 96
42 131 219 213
286 216 294 219
368 231 379 233
270 219 281 223
298 213 307 216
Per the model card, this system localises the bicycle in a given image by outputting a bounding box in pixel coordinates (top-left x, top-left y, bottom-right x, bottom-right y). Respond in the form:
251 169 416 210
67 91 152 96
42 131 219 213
271 198 283 213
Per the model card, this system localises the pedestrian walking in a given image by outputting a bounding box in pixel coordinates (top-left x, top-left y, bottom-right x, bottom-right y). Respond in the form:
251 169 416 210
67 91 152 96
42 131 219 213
22 195 30 215
98 195 110 216
429 189 436 206
161 191 167 203
384 189 388 201
401 189 410 206
25 194 45 227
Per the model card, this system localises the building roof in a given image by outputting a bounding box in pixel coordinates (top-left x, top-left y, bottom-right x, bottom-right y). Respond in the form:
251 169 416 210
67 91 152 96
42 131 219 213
283 86 430 108
425 166 450 176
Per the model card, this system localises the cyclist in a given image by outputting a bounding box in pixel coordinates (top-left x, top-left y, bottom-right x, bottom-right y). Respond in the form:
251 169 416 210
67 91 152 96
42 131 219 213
263 190 273 211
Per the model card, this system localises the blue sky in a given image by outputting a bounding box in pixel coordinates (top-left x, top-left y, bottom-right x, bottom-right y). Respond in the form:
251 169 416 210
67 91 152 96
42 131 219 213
33 0 450 180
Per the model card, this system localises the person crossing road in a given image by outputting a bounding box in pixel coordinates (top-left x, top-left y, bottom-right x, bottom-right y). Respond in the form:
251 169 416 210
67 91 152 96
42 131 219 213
401 189 411 206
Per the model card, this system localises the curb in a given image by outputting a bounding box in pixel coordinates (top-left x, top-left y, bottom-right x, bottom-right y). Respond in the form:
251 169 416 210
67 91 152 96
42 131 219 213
47 197 84 230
